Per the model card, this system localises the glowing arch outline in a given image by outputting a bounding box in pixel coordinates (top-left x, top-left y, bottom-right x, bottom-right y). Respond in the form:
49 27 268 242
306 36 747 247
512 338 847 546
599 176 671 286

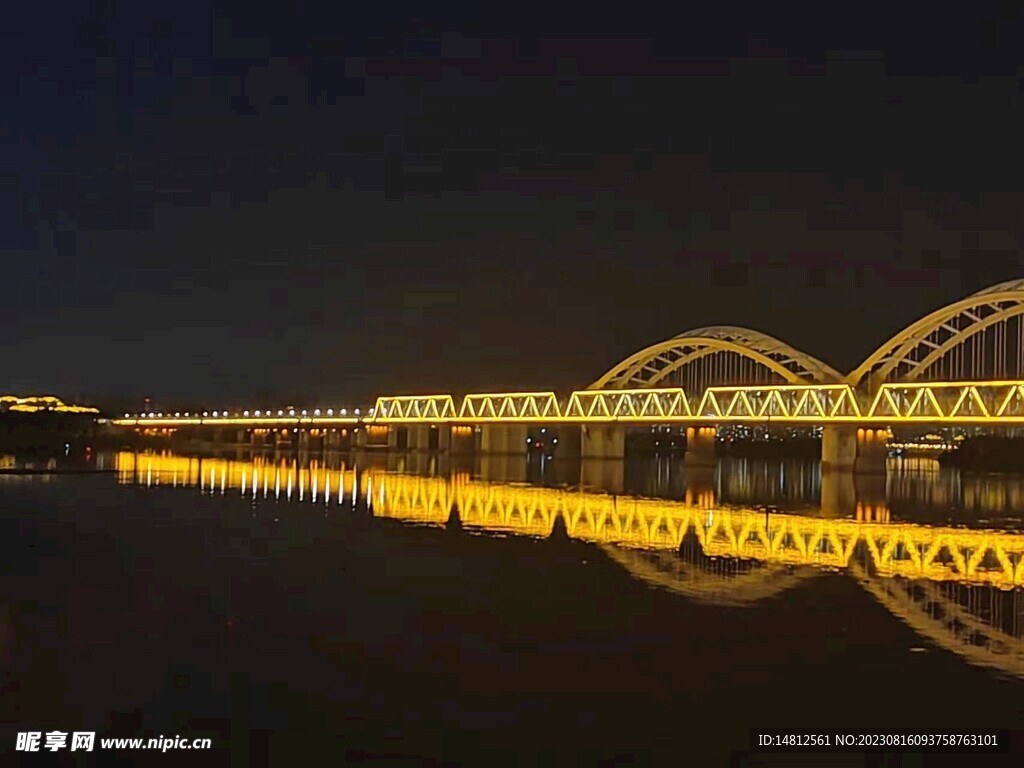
590 325 843 390
847 282 1024 388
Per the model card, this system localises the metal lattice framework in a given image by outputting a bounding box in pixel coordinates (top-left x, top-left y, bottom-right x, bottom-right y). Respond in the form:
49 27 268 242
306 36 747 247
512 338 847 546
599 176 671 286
866 381 1024 422
372 395 457 422
590 326 843 391
848 280 1024 389
458 392 560 421
563 388 692 420
696 384 862 420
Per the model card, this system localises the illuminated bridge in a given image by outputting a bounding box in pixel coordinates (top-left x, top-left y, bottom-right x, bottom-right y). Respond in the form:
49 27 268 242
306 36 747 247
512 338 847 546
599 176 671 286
113 280 1024 472
118 453 1024 678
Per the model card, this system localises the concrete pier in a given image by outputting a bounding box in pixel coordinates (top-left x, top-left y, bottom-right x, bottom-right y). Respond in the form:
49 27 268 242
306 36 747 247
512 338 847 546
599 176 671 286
479 424 529 455
821 425 888 474
580 425 626 459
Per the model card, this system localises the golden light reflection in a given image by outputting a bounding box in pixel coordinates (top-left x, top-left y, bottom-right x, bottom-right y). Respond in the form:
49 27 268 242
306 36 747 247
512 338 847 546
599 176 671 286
115 451 1024 679
116 452 1024 590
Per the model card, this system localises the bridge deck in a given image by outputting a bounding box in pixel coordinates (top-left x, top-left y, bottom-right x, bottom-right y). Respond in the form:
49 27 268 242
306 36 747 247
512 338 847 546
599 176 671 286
112 381 1024 427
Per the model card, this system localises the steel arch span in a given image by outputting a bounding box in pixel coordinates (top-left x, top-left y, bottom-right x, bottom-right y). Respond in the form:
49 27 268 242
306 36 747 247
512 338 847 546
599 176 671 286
848 280 1024 390
590 325 843 391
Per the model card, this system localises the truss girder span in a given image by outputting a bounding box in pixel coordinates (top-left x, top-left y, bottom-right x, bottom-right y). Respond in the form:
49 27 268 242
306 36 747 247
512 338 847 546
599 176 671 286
867 382 1024 421
564 388 692 420
696 385 862 420
372 395 457 422
458 392 561 421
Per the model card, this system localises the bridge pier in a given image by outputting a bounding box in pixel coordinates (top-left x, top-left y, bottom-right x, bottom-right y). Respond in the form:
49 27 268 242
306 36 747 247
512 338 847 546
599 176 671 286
479 424 529 455
407 425 430 453
821 425 888 474
580 425 626 459
684 426 717 468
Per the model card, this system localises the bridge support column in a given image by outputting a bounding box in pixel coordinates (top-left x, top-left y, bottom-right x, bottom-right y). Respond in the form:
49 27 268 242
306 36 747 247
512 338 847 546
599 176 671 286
354 428 367 450
436 425 451 453
479 425 528 455
581 425 626 459
450 425 475 455
684 426 717 467
407 425 432 453
821 426 888 474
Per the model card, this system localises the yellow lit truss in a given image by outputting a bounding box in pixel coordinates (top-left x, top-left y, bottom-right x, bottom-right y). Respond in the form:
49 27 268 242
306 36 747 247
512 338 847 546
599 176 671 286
112 380 1024 426
563 388 692 420
696 384 862 421
459 392 561 421
866 381 1024 422
371 394 457 422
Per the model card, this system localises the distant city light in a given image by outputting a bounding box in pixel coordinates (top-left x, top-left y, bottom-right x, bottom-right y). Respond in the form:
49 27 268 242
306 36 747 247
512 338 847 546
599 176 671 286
327 409 333 416
314 409 320 416
244 411 249 417
341 408 347 415
354 409 360 415
255 410 261 416
212 411 219 417
278 410 284 416
301 410 307 416
289 409 295 416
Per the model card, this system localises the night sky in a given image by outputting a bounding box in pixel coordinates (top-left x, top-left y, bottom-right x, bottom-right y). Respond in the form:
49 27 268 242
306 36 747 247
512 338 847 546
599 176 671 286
3 2 1024 408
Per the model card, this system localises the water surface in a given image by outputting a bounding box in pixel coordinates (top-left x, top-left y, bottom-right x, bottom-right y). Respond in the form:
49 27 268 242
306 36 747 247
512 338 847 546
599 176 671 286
1 450 1022 765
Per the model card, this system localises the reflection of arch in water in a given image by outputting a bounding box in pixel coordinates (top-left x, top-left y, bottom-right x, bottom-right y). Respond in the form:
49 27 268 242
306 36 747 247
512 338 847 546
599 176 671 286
599 544 820 607
853 563 1024 678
